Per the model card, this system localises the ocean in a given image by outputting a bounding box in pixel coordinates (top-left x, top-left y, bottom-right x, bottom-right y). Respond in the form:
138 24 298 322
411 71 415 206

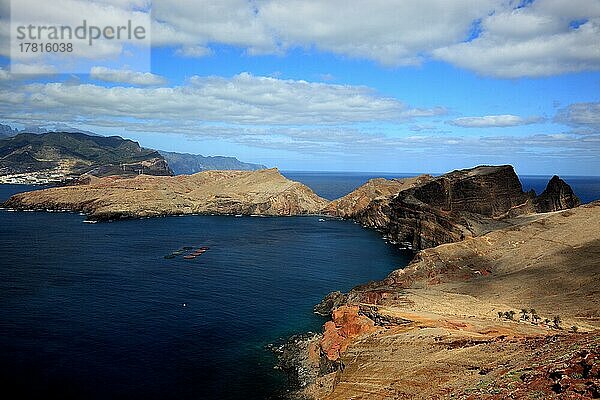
0 173 598 399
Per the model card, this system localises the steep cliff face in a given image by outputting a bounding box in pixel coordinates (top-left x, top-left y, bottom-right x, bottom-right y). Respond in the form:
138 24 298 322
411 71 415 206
2 168 328 220
534 175 581 212
322 175 432 218
354 165 578 250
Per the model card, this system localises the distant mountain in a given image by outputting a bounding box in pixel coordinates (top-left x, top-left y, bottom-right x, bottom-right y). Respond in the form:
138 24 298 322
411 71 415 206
0 123 98 138
160 151 267 175
0 124 19 138
0 132 172 180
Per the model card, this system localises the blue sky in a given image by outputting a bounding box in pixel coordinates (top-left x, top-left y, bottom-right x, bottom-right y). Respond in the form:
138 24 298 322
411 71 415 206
1 0 599 175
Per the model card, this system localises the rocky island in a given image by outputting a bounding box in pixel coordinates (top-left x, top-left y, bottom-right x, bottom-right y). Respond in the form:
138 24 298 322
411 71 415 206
1 168 328 220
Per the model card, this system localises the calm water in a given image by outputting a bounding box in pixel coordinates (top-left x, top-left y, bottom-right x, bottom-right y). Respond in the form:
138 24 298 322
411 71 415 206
0 183 412 400
1 173 599 400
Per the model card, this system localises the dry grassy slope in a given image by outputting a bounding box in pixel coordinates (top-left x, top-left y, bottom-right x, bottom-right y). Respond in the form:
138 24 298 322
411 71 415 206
2 168 329 219
386 201 600 326
308 202 600 400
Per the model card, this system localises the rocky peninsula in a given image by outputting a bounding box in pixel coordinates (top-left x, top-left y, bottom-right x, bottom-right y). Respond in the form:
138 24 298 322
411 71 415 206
279 166 598 399
1 168 328 220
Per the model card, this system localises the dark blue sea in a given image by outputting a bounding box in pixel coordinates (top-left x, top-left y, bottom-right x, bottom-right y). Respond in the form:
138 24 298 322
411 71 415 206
0 173 598 400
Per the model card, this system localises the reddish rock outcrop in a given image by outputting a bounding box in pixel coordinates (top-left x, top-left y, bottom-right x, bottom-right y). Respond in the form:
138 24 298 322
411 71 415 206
320 306 377 361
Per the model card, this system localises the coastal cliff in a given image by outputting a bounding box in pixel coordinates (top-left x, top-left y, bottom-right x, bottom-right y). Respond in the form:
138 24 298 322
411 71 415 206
322 175 432 218
353 165 580 250
276 166 594 399
1 168 328 220
292 201 600 399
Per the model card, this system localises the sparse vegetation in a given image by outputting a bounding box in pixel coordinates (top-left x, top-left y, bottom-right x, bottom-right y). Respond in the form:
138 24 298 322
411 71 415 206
553 316 562 329
520 309 529 321
501 310 516 320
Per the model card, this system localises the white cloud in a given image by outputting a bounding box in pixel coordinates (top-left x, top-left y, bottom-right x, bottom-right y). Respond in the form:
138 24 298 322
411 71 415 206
449 114 544 128
9 63 58 75
3 0 151 74
2 0 599 78
151 0 273 52
0 72 443 125
254 0 498 66
433 1 600 77
151 0 600 77
0 67 10 80
149 0 500 66
555 102 600 130
174 46 213 58
90 66 167 86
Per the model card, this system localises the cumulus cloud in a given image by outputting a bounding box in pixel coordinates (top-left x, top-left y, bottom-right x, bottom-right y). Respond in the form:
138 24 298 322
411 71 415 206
90 66 167 86
449 114 544 128
2 0 599 77
0 67 10 80
253 0 498 66
1 0 151 75
433 0 600 77
149 0 499 66
151 0 600 77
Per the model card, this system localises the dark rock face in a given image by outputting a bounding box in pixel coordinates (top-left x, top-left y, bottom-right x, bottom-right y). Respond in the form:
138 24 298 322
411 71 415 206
354 165 578 251
271 332 337 391
314 291 349 316
534 175 581 212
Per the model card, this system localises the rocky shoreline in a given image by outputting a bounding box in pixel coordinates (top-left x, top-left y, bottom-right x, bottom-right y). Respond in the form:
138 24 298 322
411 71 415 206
271 166 599 399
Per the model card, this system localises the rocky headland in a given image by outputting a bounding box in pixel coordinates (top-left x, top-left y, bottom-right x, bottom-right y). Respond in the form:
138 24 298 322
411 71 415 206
278 167 599 399
1 168 328 220
352 165 580 250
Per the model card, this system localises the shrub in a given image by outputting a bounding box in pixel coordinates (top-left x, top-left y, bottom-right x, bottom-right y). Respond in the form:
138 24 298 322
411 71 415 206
553 316 562 329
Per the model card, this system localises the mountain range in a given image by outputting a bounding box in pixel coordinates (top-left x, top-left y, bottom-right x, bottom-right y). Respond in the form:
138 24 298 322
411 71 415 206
0 126 268 182
0 132 172 179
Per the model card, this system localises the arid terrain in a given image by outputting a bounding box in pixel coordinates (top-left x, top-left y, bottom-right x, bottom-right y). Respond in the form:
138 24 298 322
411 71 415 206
296 202 599 399
1 168 328 220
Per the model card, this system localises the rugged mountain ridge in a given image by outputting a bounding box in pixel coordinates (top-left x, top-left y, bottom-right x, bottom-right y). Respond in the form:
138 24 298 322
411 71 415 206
159 151 267 174
1 168 328 220
351 165 580 250
0 132 172 182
